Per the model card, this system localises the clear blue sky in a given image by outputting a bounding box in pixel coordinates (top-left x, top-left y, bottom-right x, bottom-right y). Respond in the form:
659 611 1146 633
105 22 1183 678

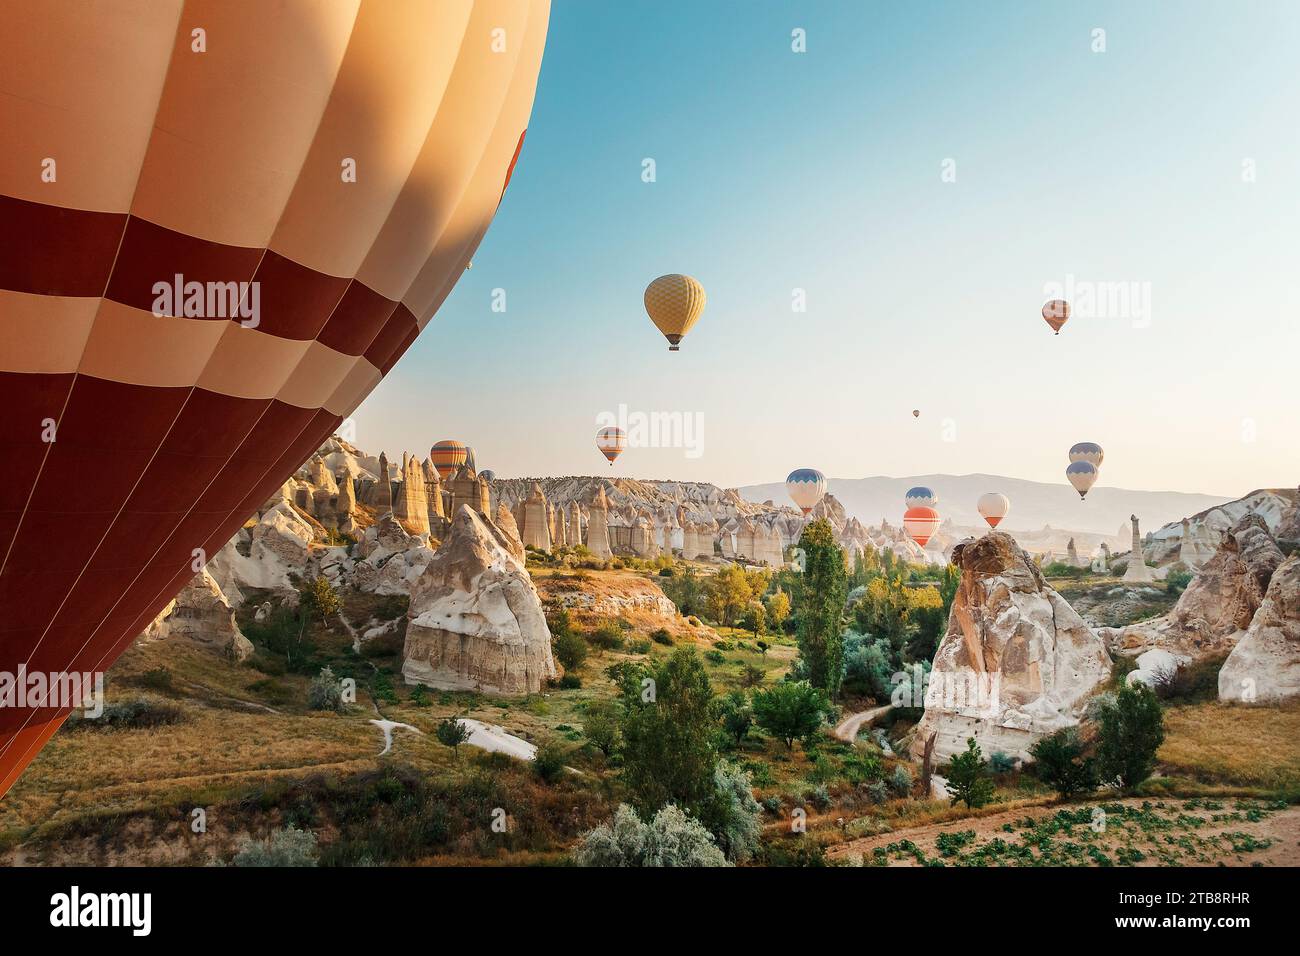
353 0 1300 498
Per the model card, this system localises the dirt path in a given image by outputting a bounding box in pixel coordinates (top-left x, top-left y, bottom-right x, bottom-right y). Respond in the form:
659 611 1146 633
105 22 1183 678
833 704 893 743
827 796 1300 866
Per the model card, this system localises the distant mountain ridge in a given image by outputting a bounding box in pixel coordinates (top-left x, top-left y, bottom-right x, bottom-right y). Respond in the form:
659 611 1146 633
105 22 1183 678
737 473 1231 538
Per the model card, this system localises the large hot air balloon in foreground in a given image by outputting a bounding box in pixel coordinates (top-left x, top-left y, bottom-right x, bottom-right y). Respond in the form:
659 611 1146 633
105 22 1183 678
786 469 827 515
905 486 938 508
1066 461 1099 499
596 427 627 466
1042 299 1070 334
644 274 706 351
977 492 1010 529
1069 442 1104 468
0 0 551 799
431 440 470 480
903 506 942 548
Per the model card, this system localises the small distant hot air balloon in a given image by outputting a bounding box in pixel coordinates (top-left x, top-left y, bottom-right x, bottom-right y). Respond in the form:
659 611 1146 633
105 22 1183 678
596 427 627 466
430 440 469 479
905 486 938 508
1042 299 1070 334
479 470 496 482
1066 461 1099 499
912 409 920 419
978 492 1010 529
786 468 827 515
644 274 707 351
903 506 942 548
1069 442 1104 468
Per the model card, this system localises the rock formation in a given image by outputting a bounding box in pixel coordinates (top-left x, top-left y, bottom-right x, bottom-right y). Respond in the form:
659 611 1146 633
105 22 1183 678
1231 513 1284 592
911 532 1111 762
1220 555 1300 703
138 569 254 662
1177 517 1215 569
402 506 557 695
494 502 526 562
1122 515 1154 583
569 501 583 547
422 459 445 522
1066 537 1080 568
521 482 552 552
393 452 430 534
585 487 613 558
336 470 358 533
374 451 393 513
1091 542 1110 573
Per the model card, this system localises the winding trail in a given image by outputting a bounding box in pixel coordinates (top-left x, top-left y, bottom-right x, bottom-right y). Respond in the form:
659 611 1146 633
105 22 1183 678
833 704 893 743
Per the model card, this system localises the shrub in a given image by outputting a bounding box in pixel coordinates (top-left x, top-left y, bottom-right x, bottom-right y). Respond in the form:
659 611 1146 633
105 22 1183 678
552 630 588 671
588 622 625 653
557 673 582 689
650 628 674 646
866 779 890 804
1166 567 1194 595
533 740 568 783
230 825 319 867
751 680 833 750
701 761 763 863
946 737 995 810
704 649 725 665
583 701 620 756
889 765 914 797
1095 684 1165 790
137 667 174 691
712 691 753 747
72 697 183 730
408 684 431 707
806 784 832 811
307 667 345 712
1029 728 1097 800
629 638 652 655
573 804 729 867
435 716 471 756
989 751 1018 775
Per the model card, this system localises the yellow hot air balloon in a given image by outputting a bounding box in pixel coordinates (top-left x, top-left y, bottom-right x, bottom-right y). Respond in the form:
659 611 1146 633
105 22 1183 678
644 274 706 351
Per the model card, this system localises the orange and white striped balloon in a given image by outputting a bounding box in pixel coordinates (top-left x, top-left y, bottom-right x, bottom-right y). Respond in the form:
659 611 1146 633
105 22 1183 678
596 427 627 465
903 506 942 548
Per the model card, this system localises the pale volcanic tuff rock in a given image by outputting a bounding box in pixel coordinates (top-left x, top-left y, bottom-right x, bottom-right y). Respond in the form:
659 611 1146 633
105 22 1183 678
494 502 526 563
348 513 437 596
1112 515 1283 659
138 569 253 662
1220 555 1300 704
911 533 1112 763
402 506 557 695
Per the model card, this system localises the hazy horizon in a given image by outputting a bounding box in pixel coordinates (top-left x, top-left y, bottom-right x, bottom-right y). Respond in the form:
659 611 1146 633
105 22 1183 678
350 0 1300 499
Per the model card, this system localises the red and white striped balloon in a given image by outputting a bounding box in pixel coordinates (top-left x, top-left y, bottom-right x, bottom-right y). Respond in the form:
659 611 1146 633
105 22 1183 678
977 492 1010 529
903 506 942 548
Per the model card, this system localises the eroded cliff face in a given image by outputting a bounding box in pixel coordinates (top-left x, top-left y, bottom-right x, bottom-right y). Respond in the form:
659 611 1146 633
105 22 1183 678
401 506 557 695
912 532 1111 762
1220 555 1300 704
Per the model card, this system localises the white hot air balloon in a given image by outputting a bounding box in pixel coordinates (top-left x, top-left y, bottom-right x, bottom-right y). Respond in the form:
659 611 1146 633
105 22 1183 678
1069 442 1104 468
1066 461 1099 499
977 492 1010 529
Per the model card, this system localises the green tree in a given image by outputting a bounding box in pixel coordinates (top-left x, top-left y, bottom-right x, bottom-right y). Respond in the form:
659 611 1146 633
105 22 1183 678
435 715 471 757
583 700 621 756
739 601 765 639
307 666 344 712
1095 684 1165 790
795 519 847 697
619 648 718 818
946 737 995 809
764 589 791 632
706 565 756 627
1029 727 1097 800
853 576 911 650
712 690 753 747
751 680 832 750
302 574 341 628
552 629 588 671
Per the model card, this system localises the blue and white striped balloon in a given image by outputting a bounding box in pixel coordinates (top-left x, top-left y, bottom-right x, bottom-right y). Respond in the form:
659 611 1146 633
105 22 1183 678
786 468 827 515
905 486 938 508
